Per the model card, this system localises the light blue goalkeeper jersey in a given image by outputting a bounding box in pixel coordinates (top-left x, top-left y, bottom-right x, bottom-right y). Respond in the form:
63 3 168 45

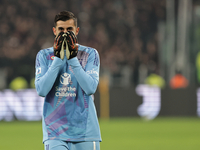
35 44 101 143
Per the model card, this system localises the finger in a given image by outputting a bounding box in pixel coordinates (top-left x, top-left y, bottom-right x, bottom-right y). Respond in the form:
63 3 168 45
57 31 64 38
62 33 68 38
55 32 61 40
70 31 77 43
66 32 73 45
56 32 64 43
58 35 65 45
69 35 74 46
68 31 77 43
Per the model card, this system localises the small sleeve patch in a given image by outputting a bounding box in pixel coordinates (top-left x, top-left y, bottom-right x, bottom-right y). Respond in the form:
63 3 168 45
36 67 41 76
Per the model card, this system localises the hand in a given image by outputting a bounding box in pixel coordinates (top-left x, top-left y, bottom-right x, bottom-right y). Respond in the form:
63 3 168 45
66 31 78 59
53 32 65 59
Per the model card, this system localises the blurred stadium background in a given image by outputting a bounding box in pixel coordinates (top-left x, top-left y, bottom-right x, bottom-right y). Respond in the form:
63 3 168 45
0 0 200 149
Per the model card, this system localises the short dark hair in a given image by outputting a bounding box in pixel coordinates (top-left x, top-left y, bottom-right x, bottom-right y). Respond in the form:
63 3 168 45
54 11 77 27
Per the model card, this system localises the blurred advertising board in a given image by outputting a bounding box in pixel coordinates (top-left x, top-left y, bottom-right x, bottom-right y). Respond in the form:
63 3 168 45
0 89 44 121
95 85 200 120
0 85 200 121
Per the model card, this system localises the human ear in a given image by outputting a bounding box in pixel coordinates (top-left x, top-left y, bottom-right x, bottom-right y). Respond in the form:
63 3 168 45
52 27 56 36
75 27 80 36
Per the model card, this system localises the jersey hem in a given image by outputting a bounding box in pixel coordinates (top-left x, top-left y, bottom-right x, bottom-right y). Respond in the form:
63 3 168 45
43 137 102 143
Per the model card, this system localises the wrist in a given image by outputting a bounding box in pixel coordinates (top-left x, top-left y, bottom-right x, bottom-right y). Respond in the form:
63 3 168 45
68 57 79 67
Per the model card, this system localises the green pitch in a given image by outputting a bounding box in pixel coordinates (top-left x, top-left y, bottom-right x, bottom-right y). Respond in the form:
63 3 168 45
0 117 200 150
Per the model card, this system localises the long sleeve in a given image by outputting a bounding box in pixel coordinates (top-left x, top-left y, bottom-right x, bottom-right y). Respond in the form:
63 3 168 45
35 50 63 97
67 49 100 95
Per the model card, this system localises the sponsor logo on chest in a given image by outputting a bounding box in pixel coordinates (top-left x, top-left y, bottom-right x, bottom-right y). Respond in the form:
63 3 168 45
55 73 76 97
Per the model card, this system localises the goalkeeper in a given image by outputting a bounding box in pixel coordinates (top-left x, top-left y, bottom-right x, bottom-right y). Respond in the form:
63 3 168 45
35 11 101 150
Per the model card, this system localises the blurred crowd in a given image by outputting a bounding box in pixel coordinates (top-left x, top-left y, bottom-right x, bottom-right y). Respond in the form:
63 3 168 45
0 0 166 88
